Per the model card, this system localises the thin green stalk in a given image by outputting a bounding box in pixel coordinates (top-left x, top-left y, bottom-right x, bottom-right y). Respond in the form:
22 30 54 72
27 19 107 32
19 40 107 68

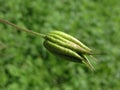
0 18 46 38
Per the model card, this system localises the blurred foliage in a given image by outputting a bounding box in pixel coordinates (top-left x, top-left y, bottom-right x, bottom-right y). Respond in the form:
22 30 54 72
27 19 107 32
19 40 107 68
0 0 120 90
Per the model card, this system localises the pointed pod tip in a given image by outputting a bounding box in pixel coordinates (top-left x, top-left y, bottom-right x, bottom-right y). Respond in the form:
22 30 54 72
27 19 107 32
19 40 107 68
81 55 95 71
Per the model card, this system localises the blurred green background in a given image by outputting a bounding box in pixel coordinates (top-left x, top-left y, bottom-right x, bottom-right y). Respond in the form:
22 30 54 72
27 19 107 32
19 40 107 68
0 0 120 90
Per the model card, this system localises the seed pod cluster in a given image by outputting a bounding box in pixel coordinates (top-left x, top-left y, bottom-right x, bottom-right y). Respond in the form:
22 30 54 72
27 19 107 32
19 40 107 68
44 31 95 71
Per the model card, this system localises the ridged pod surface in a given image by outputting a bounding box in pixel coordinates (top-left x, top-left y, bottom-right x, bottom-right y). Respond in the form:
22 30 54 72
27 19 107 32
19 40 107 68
50 31 92 51
44 31 95 71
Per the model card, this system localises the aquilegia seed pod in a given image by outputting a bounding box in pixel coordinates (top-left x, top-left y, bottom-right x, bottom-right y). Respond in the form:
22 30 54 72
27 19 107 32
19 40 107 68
0 19 96 71
44 31 95 71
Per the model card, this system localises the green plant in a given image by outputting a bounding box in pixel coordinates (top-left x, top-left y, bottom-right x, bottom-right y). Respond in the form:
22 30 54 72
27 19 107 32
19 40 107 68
0 18 96 71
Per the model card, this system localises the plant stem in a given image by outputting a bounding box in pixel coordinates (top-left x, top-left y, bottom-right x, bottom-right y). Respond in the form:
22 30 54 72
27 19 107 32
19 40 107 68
0 18 46 38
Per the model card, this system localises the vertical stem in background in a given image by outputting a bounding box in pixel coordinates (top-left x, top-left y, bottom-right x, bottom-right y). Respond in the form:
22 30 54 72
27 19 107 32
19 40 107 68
0 18 46 38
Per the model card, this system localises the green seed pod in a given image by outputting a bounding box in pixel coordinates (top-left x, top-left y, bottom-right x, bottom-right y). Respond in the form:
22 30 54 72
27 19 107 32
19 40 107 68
44 33 95 71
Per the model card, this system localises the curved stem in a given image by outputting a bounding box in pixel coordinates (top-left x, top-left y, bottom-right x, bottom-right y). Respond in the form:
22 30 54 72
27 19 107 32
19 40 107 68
0 18 46 38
